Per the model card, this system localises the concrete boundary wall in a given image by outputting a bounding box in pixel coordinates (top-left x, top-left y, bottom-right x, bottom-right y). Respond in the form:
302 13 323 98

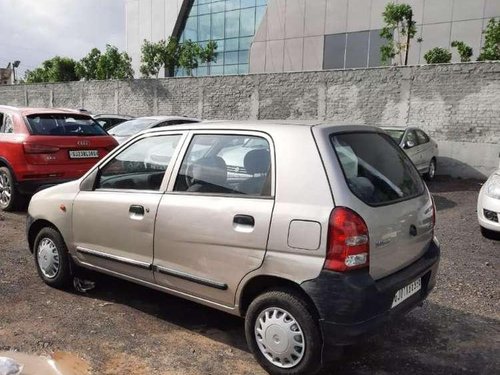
1 62 499 178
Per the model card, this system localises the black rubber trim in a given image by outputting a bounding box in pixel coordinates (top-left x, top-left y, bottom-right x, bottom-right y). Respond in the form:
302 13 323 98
155 265 228 290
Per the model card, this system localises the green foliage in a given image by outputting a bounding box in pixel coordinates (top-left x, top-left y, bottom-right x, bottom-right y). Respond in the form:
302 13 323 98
178 40 202 76
140 37 182 78
424 47 452 64
75 48 102 80
25 56 79 83
25 45 133 83
380 3 417 65
199 40 218 65
96 45 134 80
451 41 473 62
478 19 500 61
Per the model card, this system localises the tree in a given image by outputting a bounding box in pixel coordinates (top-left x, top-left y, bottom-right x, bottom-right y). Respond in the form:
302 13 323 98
140 40 164 78
478 18 500 61
96 44 134 80
380 3 418 65
76 48 102 80
424 47 452 64
451 41 473 62
25 56 80 83
178 40 218 77
140 37 182 78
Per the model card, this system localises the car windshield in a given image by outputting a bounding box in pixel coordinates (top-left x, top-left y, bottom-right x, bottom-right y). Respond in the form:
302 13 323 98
109 118 157 136
331 132 424 206
383 129 405 144
27 114 107 136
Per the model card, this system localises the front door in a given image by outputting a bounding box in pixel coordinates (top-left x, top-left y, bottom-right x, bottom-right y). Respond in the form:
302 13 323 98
403 130 422 170
72 133 184 282
153 132 275 307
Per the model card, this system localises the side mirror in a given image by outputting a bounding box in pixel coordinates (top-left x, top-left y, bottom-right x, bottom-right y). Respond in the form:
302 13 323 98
80 168 99 191
405 140 416 149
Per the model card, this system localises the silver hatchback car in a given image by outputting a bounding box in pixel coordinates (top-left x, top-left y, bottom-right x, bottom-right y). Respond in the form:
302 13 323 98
27 121 440 375
382 126 439 180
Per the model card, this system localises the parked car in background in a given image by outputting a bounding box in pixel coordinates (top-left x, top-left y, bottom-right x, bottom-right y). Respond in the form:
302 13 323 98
0 106 118 211
477 168 500 238
27 121 439 375
108 116 200 144
382 126 438 180
93 114 134 131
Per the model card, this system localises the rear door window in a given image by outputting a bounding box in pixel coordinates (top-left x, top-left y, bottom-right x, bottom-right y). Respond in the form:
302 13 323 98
174 134 272 196
416 130 430 144
331 132 424 206
27 114 106 136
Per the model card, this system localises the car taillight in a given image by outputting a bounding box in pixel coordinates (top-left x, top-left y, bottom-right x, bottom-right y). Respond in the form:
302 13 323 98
23 143 60 154
324 207 369 272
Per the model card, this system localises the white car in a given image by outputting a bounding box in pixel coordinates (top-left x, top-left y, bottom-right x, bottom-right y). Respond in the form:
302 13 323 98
477 169 500 237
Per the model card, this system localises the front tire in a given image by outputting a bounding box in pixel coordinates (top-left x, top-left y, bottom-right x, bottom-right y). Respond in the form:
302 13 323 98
34 227 72 289
0 167 17 212
245 289 322 375
424 159 436 181
481 226 500 240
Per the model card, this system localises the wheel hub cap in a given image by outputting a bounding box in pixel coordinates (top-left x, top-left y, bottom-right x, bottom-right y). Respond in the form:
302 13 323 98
254 307 305 369
37 238 60 279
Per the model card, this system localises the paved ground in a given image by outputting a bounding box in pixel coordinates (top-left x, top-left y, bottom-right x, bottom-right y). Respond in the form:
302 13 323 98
0 177 499 375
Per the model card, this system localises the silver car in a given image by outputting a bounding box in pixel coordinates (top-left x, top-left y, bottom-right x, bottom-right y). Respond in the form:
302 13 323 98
27 121 440 375
382 126 439 180
108 116 200 144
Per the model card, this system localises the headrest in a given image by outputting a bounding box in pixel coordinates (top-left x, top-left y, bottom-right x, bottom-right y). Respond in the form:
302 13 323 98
192 157 227 186
244 149 270 175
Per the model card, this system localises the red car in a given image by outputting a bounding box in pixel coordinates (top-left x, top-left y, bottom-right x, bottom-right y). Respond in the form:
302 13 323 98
0 106 118 211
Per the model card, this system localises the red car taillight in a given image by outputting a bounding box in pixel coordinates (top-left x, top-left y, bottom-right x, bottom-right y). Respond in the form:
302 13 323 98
324 207 369 272
23 143 60 154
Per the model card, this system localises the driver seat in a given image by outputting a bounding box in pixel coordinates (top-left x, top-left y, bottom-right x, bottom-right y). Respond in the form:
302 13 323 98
187 157 228 193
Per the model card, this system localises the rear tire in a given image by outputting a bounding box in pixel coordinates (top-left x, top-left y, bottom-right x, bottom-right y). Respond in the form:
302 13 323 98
34 227 72 289
424 159 436 181
245 288 322 375
0 167 17 212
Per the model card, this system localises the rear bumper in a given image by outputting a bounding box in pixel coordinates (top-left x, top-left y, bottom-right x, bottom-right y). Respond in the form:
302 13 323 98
301 238 440 360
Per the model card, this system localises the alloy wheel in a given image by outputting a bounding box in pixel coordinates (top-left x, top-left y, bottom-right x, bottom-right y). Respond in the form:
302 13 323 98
0 171 12 207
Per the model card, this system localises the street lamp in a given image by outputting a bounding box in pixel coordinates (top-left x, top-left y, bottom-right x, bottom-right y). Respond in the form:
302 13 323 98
12 60 20 84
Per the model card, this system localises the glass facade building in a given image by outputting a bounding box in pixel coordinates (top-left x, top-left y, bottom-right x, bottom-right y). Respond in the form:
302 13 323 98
177 0 267 76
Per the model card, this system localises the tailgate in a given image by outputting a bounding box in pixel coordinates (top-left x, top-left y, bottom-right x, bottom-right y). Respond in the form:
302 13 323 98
312 126 434 280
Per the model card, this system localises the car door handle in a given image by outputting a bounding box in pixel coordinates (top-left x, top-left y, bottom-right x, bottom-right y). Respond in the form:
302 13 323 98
129 205 145 216
233 214 255 227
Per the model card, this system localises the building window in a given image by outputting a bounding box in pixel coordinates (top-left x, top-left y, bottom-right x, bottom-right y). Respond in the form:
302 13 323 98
177 0 268 77
323 30 387 70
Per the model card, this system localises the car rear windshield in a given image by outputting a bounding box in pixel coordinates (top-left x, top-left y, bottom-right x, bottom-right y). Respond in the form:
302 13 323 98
331 132 425 206
27 114 107 136
383 129 405 144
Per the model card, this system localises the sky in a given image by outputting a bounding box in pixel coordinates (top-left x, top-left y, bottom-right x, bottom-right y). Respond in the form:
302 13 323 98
0 0 126 77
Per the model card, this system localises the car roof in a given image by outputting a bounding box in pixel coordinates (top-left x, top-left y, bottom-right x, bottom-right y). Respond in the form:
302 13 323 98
0 105 89 116
93 114 134 119
139 120 380 135
124 115 201 123
380 126 423 131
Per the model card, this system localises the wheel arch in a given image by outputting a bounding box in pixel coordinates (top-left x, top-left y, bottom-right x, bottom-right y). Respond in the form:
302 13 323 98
238 275 320 319
28 219 60 253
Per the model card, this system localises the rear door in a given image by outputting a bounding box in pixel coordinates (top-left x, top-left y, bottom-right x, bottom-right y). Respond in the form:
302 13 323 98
152 131 275 307
315 128 434 280
72 133 185 282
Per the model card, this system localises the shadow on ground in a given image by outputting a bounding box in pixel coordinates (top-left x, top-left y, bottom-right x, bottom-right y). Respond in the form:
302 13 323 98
76 272 499 375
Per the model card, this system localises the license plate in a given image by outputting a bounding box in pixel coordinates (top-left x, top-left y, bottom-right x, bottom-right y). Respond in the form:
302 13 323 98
69 150 99 159
391 278 422 308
